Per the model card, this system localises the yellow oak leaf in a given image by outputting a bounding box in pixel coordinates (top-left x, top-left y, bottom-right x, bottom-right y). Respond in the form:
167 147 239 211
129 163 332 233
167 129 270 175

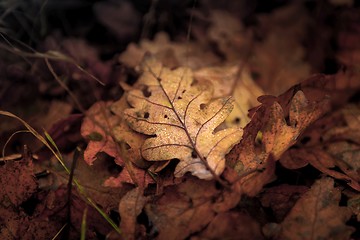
124 57 243 179
194 64 264 127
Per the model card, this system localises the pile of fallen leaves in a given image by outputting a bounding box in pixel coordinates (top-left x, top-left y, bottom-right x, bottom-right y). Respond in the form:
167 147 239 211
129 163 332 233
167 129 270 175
1 1 360 239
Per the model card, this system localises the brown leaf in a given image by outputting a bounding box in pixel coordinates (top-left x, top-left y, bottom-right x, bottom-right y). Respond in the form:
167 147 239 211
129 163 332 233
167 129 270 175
347 194 360 221
119 187 148 239
81 101 121 166
260 184 308 221
279 104 360 191
263 91 329 160
228 90 330 178
276 178 354 240
0 159 37 206
124 57 243 179
144 176 219 240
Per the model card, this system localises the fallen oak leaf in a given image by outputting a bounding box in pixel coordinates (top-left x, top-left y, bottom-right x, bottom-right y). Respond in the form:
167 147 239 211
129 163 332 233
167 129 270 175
124 57 243 180
263 90 330 159
228 90 330 175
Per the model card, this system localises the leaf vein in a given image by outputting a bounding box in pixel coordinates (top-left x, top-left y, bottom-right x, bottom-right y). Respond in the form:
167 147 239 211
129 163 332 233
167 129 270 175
194 97 232 146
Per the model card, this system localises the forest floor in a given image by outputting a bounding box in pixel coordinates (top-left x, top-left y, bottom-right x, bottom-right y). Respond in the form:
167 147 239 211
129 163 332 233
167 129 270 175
0 1 360 239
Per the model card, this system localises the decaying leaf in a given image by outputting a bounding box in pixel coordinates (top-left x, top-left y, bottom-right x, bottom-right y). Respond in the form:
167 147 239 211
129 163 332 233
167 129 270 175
124 57 243 179
274 178 354 240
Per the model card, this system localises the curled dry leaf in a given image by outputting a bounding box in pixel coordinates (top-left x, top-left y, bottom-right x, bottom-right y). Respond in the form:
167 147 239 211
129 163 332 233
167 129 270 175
273 178 354 240
228 90 330 175
226 89 330 197
124 57 243 179
280 103 360 191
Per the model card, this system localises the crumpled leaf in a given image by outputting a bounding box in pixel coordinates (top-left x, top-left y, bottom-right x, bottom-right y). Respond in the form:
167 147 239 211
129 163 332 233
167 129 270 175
124 57 243 179
279 103 360 191
194 64 264 127
227 90 330 176
225 89 330 199
274 178 354 240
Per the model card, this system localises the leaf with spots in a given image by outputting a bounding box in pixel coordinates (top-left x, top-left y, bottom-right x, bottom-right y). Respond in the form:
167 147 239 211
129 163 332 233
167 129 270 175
124 57 243 179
